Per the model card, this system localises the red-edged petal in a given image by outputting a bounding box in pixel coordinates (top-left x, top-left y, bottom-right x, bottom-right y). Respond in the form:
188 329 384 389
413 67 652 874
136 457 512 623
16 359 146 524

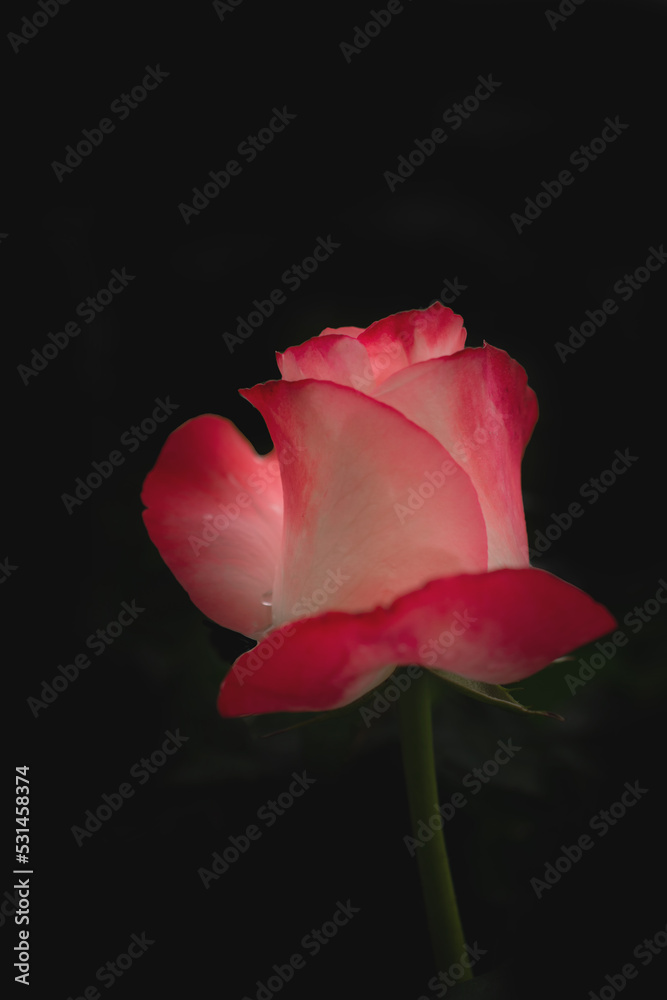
217 567 617 716
240 379 488 628
359 301 467 386
275 303 466 390
318 326 365 338
373 344 538 570
276 334 369 387
141 415 283 638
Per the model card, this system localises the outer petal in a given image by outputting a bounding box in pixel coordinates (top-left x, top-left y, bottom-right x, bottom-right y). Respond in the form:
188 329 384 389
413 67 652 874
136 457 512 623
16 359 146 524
141 415 283 638
217 568 617 716
373 344 538 570
240 379 488 628
275 303 466 390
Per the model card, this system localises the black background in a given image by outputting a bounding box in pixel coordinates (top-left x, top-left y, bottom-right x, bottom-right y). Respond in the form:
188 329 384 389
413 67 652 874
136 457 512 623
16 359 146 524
4 1 667 997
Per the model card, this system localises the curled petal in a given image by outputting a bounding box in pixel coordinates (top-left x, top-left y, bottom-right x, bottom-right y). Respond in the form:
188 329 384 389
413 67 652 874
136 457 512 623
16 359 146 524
142 415 283 638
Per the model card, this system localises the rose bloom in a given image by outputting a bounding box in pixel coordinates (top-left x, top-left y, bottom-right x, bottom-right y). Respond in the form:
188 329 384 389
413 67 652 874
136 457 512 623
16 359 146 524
142 303 615 717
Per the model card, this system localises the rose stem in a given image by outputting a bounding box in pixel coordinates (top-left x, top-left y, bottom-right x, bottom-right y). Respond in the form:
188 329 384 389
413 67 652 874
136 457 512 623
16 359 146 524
397 669 472 981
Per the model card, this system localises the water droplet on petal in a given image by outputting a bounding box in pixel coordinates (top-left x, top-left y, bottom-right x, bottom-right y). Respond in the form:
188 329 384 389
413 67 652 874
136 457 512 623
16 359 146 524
261 591 273 607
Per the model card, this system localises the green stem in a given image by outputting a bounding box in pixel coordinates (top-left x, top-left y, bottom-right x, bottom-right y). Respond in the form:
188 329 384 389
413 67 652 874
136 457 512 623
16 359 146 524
397 670 472 980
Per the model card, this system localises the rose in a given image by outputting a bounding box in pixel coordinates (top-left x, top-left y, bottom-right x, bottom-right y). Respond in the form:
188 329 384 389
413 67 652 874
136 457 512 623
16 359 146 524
141 302 616 716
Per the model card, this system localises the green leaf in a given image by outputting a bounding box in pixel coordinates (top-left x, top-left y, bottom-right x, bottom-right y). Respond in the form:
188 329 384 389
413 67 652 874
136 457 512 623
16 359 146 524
429 669 564 721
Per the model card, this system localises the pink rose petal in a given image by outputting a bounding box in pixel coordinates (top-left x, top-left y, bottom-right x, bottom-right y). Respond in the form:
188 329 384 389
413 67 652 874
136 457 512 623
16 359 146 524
373 344 538 570
218 567 617 716
241 378 488 628
142 414 283 638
